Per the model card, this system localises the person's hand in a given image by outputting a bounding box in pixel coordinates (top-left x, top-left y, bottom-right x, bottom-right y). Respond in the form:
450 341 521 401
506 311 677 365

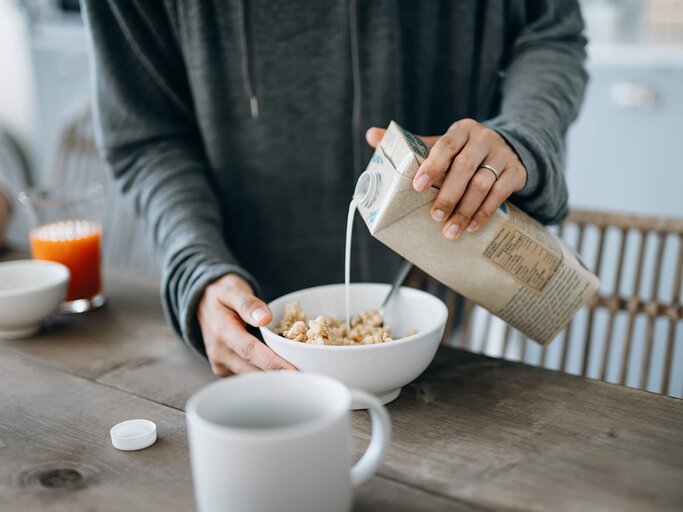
197 273 296 376
366 119 527 239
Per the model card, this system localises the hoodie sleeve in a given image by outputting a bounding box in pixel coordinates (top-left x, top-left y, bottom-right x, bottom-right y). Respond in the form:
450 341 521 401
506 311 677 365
484 0 588 225
81 0 258 356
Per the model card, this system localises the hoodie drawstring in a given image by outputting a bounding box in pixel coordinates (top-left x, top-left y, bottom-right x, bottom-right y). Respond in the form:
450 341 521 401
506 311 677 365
238 0 259 119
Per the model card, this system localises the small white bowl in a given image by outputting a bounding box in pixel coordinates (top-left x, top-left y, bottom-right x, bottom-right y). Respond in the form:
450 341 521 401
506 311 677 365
260 283 448 405
0 259 70 339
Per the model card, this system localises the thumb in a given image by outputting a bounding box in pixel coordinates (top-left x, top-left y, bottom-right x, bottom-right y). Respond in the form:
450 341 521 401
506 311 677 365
215 275 273 327
236 294 273 327
366 127 439 149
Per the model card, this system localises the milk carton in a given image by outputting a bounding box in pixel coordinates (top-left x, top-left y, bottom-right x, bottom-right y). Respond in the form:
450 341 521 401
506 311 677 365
353 121 599 345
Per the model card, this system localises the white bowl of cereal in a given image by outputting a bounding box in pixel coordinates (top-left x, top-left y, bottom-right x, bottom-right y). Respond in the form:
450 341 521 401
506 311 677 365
260 283 448 405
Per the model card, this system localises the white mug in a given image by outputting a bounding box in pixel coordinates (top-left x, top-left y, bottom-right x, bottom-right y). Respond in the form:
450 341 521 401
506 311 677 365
185 371 391 512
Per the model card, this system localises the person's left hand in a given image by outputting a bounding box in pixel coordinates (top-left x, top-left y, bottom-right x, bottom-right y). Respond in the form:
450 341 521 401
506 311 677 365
366 119 527 239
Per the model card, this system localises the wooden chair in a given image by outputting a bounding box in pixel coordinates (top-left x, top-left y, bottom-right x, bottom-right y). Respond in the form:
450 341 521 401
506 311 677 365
48 102 159 277
409 209 683 398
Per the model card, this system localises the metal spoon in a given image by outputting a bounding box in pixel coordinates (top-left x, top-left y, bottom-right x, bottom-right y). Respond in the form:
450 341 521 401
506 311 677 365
379 259 413 321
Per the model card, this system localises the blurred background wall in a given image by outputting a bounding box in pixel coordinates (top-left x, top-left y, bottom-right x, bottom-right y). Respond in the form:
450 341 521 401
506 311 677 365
570 0 682 218
0 0 87 183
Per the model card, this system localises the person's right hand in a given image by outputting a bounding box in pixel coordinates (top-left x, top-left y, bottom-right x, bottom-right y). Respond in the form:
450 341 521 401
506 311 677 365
197 273 296 376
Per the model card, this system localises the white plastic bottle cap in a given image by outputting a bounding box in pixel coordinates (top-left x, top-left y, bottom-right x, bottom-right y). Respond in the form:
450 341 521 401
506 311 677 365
110 419 157 451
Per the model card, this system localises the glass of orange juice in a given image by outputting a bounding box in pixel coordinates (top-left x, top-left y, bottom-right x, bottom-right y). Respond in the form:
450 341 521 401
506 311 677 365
19 183 105 313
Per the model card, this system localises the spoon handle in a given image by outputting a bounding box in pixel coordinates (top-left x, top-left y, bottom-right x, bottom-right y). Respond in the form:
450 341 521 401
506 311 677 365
380 259 413 316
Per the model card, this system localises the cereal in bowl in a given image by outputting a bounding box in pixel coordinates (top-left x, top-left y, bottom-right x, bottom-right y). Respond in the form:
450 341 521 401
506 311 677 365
274 302 416 346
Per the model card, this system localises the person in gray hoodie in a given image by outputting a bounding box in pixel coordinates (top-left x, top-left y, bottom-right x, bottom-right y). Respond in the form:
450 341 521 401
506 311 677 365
82 0 588 376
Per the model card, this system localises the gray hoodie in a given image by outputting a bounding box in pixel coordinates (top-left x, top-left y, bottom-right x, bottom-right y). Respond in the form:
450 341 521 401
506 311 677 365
81 0 587 356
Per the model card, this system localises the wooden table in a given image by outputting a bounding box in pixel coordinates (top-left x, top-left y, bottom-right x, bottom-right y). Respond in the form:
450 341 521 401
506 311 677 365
0 268 681 512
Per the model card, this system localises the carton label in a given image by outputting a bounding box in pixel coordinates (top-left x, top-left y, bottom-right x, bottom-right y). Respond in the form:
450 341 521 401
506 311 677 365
495 264 594 344
506 203 562 255
483 221 563 294
400 128 430 159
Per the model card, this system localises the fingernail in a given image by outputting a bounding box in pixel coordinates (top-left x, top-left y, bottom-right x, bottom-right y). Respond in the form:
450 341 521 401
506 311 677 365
432 209 445 222
467 219 478 232
414 174 430 192
445 224 461 240
251 307 269 323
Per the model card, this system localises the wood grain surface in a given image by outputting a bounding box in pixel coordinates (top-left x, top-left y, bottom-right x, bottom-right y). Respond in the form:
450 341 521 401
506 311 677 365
354 349 683 512
0 350 195 512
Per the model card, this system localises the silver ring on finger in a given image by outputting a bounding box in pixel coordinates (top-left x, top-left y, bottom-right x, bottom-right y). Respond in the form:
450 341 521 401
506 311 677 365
478 164 500 181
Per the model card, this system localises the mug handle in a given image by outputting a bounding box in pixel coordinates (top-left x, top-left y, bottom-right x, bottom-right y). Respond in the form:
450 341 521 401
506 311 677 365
349 389 392 488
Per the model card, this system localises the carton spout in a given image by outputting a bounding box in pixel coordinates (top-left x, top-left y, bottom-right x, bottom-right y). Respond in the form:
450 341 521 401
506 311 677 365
354 170 382 208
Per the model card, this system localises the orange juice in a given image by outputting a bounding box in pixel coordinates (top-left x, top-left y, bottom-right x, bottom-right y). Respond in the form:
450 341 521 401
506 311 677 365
30 220 102 301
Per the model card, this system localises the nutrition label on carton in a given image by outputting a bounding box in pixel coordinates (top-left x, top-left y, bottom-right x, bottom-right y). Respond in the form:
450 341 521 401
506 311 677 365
483 221 563 294
496 264 592 344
